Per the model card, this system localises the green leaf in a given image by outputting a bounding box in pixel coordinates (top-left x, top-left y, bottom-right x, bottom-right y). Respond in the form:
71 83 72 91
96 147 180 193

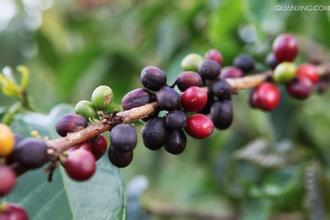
5 104 126 220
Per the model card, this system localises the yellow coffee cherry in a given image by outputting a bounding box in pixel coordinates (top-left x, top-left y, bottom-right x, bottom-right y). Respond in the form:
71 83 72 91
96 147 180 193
0 124 15 157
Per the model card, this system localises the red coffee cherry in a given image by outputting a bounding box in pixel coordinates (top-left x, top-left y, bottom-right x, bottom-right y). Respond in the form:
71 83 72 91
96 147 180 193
185 114 214 139
71 142 91 151
272 33 298 62
286 76 314 100
251 82 281 111
220 66 243 79
91 135 108 160
296 64 319 85
0 165 16 197
63 148 96 181
204 49 223 64
0 203 28 220
180 86 208 112
176 71 203 92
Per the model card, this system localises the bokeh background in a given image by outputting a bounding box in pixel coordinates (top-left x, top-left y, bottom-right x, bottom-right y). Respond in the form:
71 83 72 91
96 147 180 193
1 0 330 219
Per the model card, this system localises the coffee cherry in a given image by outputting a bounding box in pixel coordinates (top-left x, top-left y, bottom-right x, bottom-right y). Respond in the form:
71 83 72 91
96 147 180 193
176 71 203 92
75 100 96 119
0 203 28 220
204 49 223 64
250 82 281 111
71 142 91 151
181 53 204 72
91 85 113 110
164 130 187 155
110 124 137 152
185 114 214 139
121 88 155 111
220 66 243 79
0 165 16 196
180 86 208 112
296 64 319 85
273 62 297 84
108 146 133 168
142 117 167 150
198 92 215 114
272 33 298 62
5 135 24 165
199 59 221 80
210 100 233 130
0 124 14 157
91 135 107 160
233 54 255 73
55 114 88 137
156 87 180 111
15 138 48 169
64 148 96 181
265 53 278 69
140 66 167 91
165 110 187 129
211 80 232 100
286 76 313 100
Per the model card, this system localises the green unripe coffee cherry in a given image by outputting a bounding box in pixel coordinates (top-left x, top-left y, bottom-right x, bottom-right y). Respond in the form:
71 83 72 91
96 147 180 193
75 100 96 119
181 53 203 72
273 62 297 84
91 85 113 110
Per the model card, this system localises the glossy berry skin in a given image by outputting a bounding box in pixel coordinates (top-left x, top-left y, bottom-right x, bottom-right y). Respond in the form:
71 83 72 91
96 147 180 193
15 138 48 169
233 54 255 73
165 110 187 129
142 117 167 150
0 166 16 197
0 203 28 220
5 135 24 165
91 135 107 160
156 87 180 111
121 88 155 110
185 114 214 139
204 49 223 64
91 85 113 110
220 66 243 79
140 66 167 91
199 59 221 80
75 100 96 119
64 148 96 181
176 71 203 92
286 76 314 100
272 33 298 62
164 130 187 155
55 114 88 137
108 146 133 168
180 86 208 112
251 83 281 111
296 64 319 85
110 124 137 152
181 53 204 72
211 80 232 100
210 100 233 130
0 124 15 157
273 62 297 84
265 53 278 69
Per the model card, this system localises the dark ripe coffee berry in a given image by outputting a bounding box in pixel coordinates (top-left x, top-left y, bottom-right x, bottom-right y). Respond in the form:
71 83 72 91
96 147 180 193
108 146 133 168
286 76 314 100
176 71 203 91
251 83 281 111
64 148 96 181
142 117 167 150
211 80 232 100
272 33 298 62
180 86 208 112
15 138 48 169
165 110 187 129
204 49 223 64
296 64 319 85
233 54 255 73
110 124 137 152
140 66 167 91
156 87 180 111
220 66 243 79
0 165 16 197
199 59 221 80
55 114 88 137
91 135 108 160
5 135 25 165
198 92 215 114
164 130 187 155
0 203 29 220
185 114 214 139
121 88 155 110
265 53 278 69
210 100 233 130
